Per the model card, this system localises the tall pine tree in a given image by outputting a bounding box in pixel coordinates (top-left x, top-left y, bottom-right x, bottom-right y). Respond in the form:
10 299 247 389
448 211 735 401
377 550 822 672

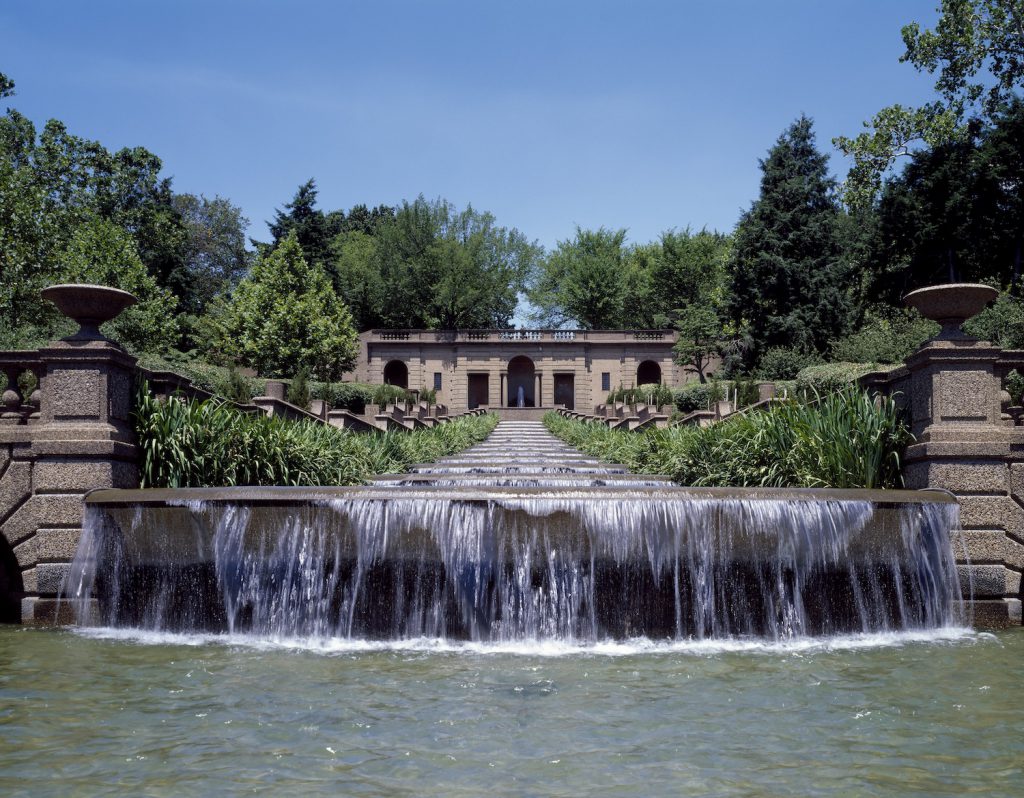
728 116 855 367
268 179 334 268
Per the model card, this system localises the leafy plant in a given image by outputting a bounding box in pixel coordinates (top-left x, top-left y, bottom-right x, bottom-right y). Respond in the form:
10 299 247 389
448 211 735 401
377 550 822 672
1006 369 1024 406
287 367 311 409
133 382 497 488
546 385 911 489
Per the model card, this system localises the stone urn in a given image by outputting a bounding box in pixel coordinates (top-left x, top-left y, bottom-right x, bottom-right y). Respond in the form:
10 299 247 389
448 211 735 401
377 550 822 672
902 283 997 340
40 283 138 343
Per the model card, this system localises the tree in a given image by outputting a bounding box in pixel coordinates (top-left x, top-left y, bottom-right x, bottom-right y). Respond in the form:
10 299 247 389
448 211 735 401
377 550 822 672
864 99 1024 302
728 116 855 368
222 232 358 379
333 196 539 330
60 216 179 351
528 227 628 328
172 193 251 314
673 304 723 382
837 0 1024 206
267 179 333 268
0 72 14 99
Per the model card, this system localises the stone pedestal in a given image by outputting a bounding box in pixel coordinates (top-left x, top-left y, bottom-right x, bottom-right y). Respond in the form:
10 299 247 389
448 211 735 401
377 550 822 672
14 339 139 624
901 339 1024 627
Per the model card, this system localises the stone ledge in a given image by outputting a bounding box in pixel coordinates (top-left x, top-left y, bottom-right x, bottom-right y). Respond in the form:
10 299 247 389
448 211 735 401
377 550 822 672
33 460 137 492
959 598 1023 628
958 563 1015 597
20 596 82 626
29 438 137 458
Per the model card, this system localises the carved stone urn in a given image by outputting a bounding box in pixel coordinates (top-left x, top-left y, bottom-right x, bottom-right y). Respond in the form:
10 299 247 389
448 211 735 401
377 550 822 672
903 283 998 340
40 283 138 344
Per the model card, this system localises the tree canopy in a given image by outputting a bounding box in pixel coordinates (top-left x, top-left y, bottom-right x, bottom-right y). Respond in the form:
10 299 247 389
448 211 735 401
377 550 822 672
221 233 358 380
728 116 855 368
837 0 1024 206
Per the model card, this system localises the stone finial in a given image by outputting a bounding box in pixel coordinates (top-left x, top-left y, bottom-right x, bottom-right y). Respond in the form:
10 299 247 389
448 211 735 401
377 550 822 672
903 283 998 341
39 283 137 344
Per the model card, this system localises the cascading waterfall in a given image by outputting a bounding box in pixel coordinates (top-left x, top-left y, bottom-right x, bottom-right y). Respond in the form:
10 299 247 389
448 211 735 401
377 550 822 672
64 421 965 643
68 491 963 642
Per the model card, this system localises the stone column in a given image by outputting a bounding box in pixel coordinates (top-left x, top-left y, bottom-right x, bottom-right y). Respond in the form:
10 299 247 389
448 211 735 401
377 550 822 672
535 373 542 408
12 285 140 624
499 373 507 408
901 284 1023 627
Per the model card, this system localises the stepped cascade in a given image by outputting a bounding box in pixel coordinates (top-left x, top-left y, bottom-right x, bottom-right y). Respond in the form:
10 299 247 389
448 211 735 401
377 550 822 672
68 421 964 643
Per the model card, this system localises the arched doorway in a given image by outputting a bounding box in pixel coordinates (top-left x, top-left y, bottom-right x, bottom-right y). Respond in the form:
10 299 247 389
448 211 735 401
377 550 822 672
383 360 408 389
507 356 536 407
637 360 662 386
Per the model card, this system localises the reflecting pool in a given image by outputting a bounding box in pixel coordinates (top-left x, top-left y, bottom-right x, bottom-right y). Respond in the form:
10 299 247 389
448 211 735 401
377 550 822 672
2 627 1022 796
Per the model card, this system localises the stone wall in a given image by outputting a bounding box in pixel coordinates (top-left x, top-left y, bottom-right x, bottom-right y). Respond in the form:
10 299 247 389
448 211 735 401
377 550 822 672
869 339 1024 627
1 337 139 624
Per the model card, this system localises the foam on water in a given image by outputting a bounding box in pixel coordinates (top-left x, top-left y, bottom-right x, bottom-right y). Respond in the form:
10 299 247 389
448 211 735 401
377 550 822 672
69 624 984 657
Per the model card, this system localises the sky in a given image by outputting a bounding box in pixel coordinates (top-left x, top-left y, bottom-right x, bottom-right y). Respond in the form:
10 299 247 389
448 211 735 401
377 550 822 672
2 1 942 252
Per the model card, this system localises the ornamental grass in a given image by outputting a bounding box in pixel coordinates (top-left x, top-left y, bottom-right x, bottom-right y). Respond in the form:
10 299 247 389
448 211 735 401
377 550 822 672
545 386 911 490
135 386 497 488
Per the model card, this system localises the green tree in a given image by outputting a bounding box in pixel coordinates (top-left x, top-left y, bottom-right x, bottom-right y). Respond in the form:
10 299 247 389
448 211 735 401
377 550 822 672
672 304 723 382
836 0 1024 206
267 179 333 268
334 197 539 330
728 116 855 368
864 100 1024 302
60 216 179 351
529 227 628 328
0 72 14 98
222 232 358 379
172 193 251 314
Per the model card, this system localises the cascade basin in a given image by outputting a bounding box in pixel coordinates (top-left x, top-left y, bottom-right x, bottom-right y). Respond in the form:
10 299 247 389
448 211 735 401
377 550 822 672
72 485 962 642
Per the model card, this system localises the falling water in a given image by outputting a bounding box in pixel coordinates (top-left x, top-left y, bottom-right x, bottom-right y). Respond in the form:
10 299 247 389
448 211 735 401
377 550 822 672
64 421 964 643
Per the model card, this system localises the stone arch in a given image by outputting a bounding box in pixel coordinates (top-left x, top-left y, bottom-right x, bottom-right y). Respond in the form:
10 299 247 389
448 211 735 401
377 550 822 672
0 535 23 624
637 360 662 386
383 360 409 389
507 355 536 407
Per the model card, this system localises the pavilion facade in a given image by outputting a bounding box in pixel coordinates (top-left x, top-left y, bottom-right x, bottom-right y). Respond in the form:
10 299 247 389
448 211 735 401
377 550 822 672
353 329 699 412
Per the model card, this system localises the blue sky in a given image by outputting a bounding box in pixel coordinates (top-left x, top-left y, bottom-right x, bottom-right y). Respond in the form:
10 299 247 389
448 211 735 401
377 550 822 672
3 1 940 251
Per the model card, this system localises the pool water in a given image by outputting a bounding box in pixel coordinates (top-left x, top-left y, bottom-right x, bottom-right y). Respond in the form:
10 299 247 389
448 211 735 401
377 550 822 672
2 626 1022 796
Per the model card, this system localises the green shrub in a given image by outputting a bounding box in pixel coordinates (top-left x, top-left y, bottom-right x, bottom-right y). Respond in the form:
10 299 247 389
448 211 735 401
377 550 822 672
756 347 824 381
831 308 938 363
606 383 674 407
964 291 1024 348
311 382 375 414
545 385 910 489
1006 369 1024 406
134 384 498 488
795 362 881 396
734 375 760 408
216 366 255 404
673 381 724 414
287 367 311 409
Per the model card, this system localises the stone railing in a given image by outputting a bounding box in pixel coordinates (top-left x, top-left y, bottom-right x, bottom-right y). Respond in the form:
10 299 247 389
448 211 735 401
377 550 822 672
365 329 675 344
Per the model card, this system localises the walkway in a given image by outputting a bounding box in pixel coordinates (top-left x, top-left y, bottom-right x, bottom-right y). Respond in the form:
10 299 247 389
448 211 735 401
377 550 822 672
370 420 674 488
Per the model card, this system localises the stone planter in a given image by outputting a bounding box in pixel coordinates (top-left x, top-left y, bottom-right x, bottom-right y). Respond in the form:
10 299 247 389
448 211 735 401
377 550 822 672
903 283 997 340
40 283 137 343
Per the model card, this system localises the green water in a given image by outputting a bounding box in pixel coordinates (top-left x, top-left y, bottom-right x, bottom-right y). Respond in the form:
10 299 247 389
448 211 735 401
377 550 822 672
1 627 1022 797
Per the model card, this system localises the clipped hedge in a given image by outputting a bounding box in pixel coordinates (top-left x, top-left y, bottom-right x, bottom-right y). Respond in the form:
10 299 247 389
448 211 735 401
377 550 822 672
546 386 911 489
135 386 498 488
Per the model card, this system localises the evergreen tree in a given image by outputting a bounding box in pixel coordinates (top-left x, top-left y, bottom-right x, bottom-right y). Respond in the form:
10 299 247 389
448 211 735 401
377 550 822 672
268 179 333 267
222 232 358 379
728 116 855 367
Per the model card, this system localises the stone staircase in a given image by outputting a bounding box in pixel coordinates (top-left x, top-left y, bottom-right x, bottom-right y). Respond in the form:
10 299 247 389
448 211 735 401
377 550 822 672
368 420 674 488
